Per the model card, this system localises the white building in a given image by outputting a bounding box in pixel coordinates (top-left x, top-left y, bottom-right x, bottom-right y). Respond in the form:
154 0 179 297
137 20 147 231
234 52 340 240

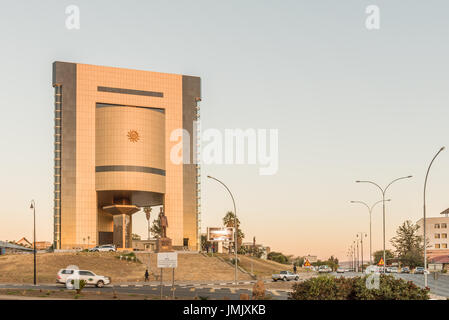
416 208 449 259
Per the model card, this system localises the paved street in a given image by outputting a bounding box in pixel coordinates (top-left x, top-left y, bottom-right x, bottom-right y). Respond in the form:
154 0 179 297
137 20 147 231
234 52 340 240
0 283 290 300
332 272 449 298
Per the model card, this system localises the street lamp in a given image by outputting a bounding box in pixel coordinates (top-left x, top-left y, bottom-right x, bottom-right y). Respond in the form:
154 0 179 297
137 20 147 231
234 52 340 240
357 232 367 272
207 175 238 284
356 175 412 272
423 146 445 288
29 200 37 285
350 199 391 265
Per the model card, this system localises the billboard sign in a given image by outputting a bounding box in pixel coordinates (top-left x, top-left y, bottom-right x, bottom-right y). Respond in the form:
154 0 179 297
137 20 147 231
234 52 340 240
157 252 178 268
207 227 234 242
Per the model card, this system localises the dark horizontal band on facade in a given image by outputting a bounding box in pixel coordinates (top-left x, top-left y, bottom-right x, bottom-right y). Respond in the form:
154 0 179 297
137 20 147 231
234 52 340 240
98 86 164 98
95 165 166 176
96 102 164 113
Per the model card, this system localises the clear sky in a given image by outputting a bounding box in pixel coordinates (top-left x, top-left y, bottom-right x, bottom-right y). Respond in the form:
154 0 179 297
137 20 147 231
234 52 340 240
1 1 449 262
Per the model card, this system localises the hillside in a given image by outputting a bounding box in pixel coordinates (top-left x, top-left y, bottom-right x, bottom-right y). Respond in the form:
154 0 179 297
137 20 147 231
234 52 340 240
0 251 252 283
236 255 312 279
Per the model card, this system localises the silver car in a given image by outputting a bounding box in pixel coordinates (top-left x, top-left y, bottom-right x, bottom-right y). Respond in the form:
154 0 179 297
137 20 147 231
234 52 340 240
88 244 116 252
272 271 299 281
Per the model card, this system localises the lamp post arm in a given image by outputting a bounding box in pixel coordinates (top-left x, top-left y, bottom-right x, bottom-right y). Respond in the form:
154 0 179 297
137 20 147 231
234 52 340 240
385 176 413 194
356 180 385 196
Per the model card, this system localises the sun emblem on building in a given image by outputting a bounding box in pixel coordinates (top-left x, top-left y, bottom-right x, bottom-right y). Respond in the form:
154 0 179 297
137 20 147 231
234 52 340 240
127 130 140 142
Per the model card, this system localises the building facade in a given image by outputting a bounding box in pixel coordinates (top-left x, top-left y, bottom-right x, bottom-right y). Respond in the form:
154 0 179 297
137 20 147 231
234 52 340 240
52 62 201 250
417 212 449 259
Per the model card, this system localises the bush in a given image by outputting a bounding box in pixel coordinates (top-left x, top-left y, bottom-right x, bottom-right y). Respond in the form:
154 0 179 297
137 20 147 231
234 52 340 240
267 252 289 264
289 275 429 300
70 279 86 294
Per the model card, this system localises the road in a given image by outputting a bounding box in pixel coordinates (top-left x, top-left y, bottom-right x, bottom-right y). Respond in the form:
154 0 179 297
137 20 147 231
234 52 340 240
0 283 290 300
332 272 449 298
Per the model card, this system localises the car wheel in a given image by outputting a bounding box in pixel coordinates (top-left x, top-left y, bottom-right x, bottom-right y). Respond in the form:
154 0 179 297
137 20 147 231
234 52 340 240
109 249 114 252
283 277 287 281
273 279 277 282
295 276 299 281
96 280 104 288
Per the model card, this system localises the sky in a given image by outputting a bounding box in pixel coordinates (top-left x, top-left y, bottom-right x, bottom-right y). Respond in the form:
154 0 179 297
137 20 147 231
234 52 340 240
1 1 449 262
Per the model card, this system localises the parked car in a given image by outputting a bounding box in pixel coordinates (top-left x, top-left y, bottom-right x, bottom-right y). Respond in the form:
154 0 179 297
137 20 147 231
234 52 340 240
413 267 429 274
88 244 116 252
401 267 410 274
272 270 299 281
336 267 345 273
57 269 111 288
386 267 398 273
318 265 332 273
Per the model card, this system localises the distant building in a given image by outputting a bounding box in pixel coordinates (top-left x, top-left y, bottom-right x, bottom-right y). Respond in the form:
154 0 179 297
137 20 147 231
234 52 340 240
417 210 449 259
303 255 318 263
0 241 33 255
429 255 449 271
34 241 52 250
15 237 32 248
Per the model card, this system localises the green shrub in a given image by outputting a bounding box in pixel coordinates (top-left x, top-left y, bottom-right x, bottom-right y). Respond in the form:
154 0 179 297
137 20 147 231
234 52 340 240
71 279 86 294
289 275 429 300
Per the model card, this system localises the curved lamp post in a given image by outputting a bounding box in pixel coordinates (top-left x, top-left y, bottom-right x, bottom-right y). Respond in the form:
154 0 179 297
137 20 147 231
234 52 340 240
29 200 37 285
207 175 238 284
356 175 412 271
423 146 445 287
350 199 391 265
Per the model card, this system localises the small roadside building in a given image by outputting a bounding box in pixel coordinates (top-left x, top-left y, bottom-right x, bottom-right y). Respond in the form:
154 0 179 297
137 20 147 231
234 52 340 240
0 241 33 255
429 255 449 272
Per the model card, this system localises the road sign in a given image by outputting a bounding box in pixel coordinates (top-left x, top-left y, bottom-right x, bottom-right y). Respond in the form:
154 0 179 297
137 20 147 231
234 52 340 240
157 252 178 268
377 258 384 266
304 259 311 267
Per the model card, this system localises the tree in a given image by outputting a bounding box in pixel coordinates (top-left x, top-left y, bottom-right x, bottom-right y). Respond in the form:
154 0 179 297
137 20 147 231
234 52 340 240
267 251 289 264
222 211 245 248
132 233 141 241
150 217 162 238
373 249 394 265
144 207 152 240
391 220 425 268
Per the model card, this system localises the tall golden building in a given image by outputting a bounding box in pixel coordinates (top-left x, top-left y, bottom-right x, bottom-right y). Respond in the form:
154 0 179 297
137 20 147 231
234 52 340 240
52 62 201 250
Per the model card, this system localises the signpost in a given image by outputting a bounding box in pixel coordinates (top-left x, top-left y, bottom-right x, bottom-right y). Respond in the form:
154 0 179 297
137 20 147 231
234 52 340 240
157 252 178 299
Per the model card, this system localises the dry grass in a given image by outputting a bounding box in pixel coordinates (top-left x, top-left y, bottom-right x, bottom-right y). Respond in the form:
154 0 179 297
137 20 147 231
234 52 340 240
0 252 252 283
236 255 312 279
0 252 146 283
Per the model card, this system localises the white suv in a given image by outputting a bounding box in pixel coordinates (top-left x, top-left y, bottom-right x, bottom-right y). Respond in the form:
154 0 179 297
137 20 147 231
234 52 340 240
57 269 111 288
88 244 116 252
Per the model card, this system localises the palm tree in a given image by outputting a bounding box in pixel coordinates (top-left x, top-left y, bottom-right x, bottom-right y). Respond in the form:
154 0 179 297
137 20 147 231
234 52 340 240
222 211 244 249
144 207 152 240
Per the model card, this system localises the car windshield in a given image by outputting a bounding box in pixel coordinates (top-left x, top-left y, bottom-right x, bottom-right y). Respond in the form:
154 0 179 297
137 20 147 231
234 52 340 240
61 270 74 274
280 271 286 274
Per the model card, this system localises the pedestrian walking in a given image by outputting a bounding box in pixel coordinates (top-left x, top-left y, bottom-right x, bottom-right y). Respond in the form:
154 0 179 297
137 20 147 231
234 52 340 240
293 264 297 274
144 269 149 282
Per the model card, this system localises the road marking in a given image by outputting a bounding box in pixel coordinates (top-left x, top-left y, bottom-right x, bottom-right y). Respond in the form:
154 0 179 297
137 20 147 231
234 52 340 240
135 285 143 287
220 283 227 285
120 285 128 287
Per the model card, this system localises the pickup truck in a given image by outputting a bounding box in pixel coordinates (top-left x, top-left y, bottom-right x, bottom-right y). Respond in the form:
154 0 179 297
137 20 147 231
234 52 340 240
272 270 299 281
